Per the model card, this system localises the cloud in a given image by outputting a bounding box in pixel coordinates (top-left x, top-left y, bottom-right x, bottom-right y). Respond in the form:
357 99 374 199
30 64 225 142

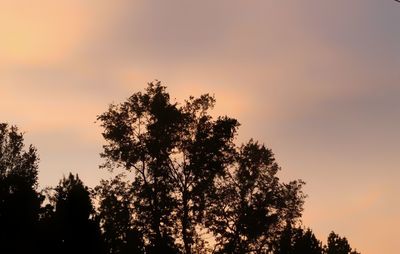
0 0 130 66
1 2 400 253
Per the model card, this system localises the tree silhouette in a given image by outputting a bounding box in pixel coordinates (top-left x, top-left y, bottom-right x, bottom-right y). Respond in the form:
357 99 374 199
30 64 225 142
51 173 105 254
326 231 360 254
0 84 364 254
36 196 58 254
276 223 295 254
98 82 182 252
98 82 239 253
95 174 144 254
0 123 42 253
276 224 321 254
291 228 324 254
206 140 305 253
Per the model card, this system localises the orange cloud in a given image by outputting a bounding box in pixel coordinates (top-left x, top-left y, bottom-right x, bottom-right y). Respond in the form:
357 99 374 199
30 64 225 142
0 1 128 66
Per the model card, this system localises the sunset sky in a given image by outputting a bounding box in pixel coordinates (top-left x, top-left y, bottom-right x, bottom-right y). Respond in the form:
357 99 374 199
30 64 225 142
1 1 400 253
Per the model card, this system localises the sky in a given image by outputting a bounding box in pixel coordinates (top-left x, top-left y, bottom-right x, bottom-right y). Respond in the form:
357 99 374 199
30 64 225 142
1 1 399 253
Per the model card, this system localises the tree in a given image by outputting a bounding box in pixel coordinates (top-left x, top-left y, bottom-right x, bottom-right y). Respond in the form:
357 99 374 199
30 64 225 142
0 123 42 253
94 174 144 254
276 225 325 254
292 228 324 254
0 95 365 253
275 223 295 254
326 232 360 254
52 173 105 254
95 82 362 253
207 140 306 253
98 82 239 253
36 195 59 254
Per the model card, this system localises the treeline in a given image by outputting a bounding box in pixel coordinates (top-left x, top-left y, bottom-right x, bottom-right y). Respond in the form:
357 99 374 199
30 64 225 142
0 82 360 253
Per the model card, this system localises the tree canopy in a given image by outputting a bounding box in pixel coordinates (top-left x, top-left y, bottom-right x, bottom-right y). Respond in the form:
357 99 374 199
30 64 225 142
0 123 42 253
0 82 362 254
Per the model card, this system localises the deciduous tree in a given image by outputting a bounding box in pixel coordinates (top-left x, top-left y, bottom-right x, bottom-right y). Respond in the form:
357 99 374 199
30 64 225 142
98 82 239 253
207 140 306 253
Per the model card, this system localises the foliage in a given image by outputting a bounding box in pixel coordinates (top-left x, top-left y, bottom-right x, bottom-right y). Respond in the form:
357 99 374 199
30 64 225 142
98 82 239 253
0 123 42 253
51 173 105 254
207 140 306 253
326 232 361 254
282 226 324 254
0 83 363 254
94 174 144 254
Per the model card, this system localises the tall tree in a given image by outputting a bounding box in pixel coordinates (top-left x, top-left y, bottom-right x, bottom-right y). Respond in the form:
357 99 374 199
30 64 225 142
207 140 305 253
0 123 42 253
98 82 239 253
